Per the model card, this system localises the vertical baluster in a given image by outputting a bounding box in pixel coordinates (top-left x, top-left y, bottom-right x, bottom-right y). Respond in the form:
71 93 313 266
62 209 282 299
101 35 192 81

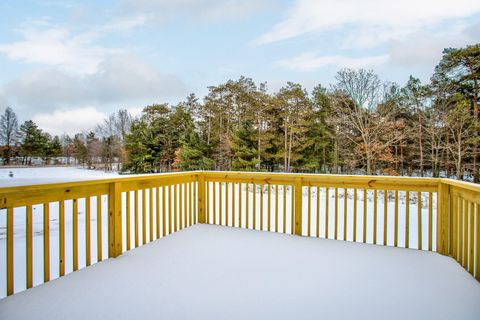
363 189 367 243
59 200 66 276
452 195 458 259
7 207 14 296
142 189 147 244
428 191 433 251
476 203 480 281
232 182 236 227
206 182 210 224
162 186 166 236
462 198 468 268
253 184 257 230
325 187 330 238
353 189 357 242
175 184 179 232
96 196 102 262
291 185 295 234
307 186 311 236
260 185 263 231
73 199 79 271
150 188 154 240
219 182 223 226
392 190 398 247
405 191 410 248
275 184 279 233
134 190 139 246
246 183 250 229
239 183 243 228
267 184 271 232
468 201 474 274
190 182 194 226
213 182 217 225
334 187 338 240
44 203 50 282
373 190 377 244
126 192 131 251
292 185 296 235
168 183 174 234
343 188 348 241
225 183 229 227
458 197 463 263
85 197 91 266
26 205 33 288
417 191 422 250
383 190 388 246
183 183 188 228
157 187 161 238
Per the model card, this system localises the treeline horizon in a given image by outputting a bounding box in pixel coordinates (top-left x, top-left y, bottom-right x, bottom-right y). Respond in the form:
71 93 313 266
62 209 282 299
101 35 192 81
0 44 479 182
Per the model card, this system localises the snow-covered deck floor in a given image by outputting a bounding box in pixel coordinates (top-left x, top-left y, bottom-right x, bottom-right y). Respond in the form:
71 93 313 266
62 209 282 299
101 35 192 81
1 225 479 320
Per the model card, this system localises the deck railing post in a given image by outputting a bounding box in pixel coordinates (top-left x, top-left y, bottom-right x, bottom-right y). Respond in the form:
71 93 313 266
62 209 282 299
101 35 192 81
198 173 206 223
437 181 450 256
108 182 123 258
294 177 303 236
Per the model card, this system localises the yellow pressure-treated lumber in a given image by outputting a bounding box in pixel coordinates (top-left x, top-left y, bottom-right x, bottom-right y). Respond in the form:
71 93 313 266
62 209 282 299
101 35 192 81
307 186 311 236
232 182 236 227
26 205 33 289
73 199 78 271
150 188 154 240
59 200 65 276
383 190 387 246
239 183 243 228
344 188 348 241
417 191 422 250
267 184 270 231
219 182 222 226
126 192 131 249
476 203 480 281
253 184 256 230
157 187 161 237
275 184 278 232
468 201 474 274
260 185 263 230
428 192 432 251
85 197 91 266
394 190 399 247
406 191 410 248
325 188 329 238
213 182 216 225
7 207 14 296
373 190 377 244
198 175 205 224
142 189 147 244
134 190 139 246
294 178 302 236
97 196 102 261
284 185 288 234
162 186 167 234
108 182 122 258
43 203 50 281
363 189 367 243
353 188 357 242
334 187 338 240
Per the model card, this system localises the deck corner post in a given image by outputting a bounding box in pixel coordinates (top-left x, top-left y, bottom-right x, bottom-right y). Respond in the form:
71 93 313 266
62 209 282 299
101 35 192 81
198 174 206 223
108 182 123 258
437 181 450 256
294 177 303 236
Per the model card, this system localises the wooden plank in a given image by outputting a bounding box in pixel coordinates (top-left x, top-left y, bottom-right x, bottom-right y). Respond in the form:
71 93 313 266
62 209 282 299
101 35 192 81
344 188 348 241
373 190 377 244
325 188 330 238
294 178 303 236
353 188 357 242
184 183 187 229
417 191 422 250
363 189 367 243
175 184 179 232
232 182 236 228
394 190 399 247
59 200 65 276
6 207 14 296
219 182 223 226
267 184 270 231
213 182 217 225
142 189 147 244
126 192 131 250
260 185 263 231
308 186 312 236
247 183 251 229
334 187 338 240
157 187 161 237
149 188 154 240
405 192 410 248
476 203 480 281
26 205 33 289
197 176 205 224
85 197 91 266
383 190 388 246
134 190 139 246
108 182 122 257
169 185 173 233
97 196 102 262
73 199 78 271
428 192 433 251
43 203 50 282
253 184 256 230
452 195 458 259
162 186 167 234
239 183 243 228
275 184 279 233
284 185 288 234
462 198 467 268
316 186 320 238
468 201 474 274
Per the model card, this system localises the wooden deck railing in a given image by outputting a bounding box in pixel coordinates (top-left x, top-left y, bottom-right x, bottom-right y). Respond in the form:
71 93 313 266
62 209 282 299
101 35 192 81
1 171 479 298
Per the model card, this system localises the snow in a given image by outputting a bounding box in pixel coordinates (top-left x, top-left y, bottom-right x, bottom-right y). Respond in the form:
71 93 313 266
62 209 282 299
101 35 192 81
0 167 118 187
0 224 479 320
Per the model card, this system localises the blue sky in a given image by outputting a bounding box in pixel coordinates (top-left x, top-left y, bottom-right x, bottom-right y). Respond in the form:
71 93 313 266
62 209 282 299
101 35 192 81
1 0 479 135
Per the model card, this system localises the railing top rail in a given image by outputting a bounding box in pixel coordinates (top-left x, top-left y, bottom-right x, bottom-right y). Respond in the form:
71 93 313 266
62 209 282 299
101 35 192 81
0 171 199 194
440 178 480 193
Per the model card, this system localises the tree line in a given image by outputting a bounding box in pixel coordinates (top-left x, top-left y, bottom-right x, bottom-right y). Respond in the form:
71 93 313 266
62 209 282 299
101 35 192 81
0 44 479 181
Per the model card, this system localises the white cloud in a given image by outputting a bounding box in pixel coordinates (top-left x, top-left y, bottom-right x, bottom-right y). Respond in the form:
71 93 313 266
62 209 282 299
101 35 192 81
33 107 107 136
276 52 389 71
255 0 480 45
120 0 271 23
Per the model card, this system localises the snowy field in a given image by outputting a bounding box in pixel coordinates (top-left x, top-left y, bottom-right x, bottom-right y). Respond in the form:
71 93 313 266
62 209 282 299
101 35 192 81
1 224 479 320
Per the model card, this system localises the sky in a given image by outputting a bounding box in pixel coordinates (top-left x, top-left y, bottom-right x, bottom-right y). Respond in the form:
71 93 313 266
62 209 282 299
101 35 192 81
0 0 479 136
